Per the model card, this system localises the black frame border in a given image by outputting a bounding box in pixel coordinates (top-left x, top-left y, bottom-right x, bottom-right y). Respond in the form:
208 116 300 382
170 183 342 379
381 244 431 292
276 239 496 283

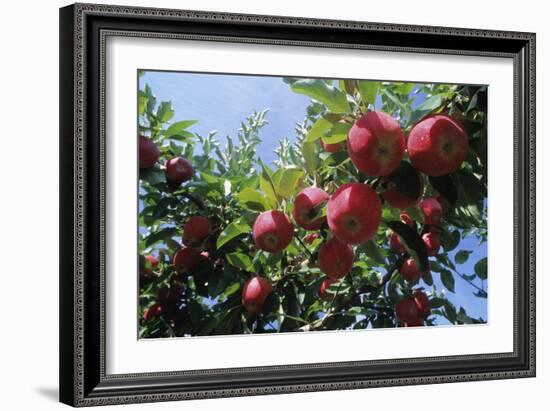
60 3 536 407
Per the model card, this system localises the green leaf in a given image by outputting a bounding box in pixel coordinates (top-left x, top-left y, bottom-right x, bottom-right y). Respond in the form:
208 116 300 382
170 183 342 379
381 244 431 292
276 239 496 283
237 188 269 212
455 250 472 264
138 91 148 116
409 95 443 124
321 122 351 145
305 114 339 142
429 174 458 205
216 219 251 250
156 101 174 123
395 82 415 95
291 79 351 113
363 240 385 265
259 165 279 208
440 229 460 252
140 168 166 185
358 81 380 106
430 297 445 308
441 269 455 293
276 168 304 199
164 120 198 138
302 141 317 174
220 282 242 300
474 257 488 280
226 252 253 271
144 227 178 247
386 221 429 272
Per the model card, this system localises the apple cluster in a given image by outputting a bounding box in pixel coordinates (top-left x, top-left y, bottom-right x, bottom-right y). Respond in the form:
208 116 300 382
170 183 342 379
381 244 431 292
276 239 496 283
140 109 468 327
246 111 468 324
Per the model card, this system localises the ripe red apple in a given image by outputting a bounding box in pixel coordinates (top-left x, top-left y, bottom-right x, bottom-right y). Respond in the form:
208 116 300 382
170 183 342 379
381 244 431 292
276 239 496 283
318 278 338 301
292 187 329 230
404 318 424 327
252 210 294 253
318 237 355 279
164 156 194 183
143 303 162 321
183 216 211 245
141 254 158 275
413 290 431 319
139 136 160 168
305 232 320 245
172 247 201 274
395 297 419 324
400 257 421 282
390 232 404 253
321 140 346 153
400 212 415 227
422 231 440 256
381 169 424 209
407 114 469 176
436 194 450 214
242 276 273 315
347 111 406 176
327 182 382 245
419 197 443 225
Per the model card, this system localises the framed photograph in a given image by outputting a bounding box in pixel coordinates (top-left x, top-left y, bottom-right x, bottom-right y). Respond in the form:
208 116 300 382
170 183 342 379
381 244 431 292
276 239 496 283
59 3 536 407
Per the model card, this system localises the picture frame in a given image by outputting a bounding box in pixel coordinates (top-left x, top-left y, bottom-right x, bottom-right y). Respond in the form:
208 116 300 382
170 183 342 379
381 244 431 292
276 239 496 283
59 2 536 407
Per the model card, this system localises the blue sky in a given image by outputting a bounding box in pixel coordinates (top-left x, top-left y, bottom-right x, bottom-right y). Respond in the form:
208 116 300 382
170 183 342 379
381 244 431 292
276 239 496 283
140 71 488 325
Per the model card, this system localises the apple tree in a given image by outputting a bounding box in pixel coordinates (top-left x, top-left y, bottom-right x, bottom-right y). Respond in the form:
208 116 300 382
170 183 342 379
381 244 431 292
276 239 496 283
138 77 488 338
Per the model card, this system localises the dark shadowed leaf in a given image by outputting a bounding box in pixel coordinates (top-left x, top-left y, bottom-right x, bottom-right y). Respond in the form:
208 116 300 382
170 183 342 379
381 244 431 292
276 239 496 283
440 269 455 293
455 250 472 264
144 227 178 247
226 253 253 271
386 221 429 272
385 161 422 200
429 174 458 205
474 257 488 280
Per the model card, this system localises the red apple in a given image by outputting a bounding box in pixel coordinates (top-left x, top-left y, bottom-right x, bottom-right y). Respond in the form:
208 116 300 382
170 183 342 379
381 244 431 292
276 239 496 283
422 231 440 256
407 114 469 176
395 297 419 324
400 257 421 282
404 318 424 327
183 216 211 245
139 136 160 168
292 187 329 230
141 254 158 275
321 140 346 153
381 169 424 209
172 247 201 274
413 290 431 319
318 237 355 279
242 276 273 315
165 156 194 183
400 212 415 227
347 111 406 176
390 232 404 253
305 232 320 245
252 210 294 253
419 198 443 225
318 278 338 301
143 303 162 321
327 182 382 245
